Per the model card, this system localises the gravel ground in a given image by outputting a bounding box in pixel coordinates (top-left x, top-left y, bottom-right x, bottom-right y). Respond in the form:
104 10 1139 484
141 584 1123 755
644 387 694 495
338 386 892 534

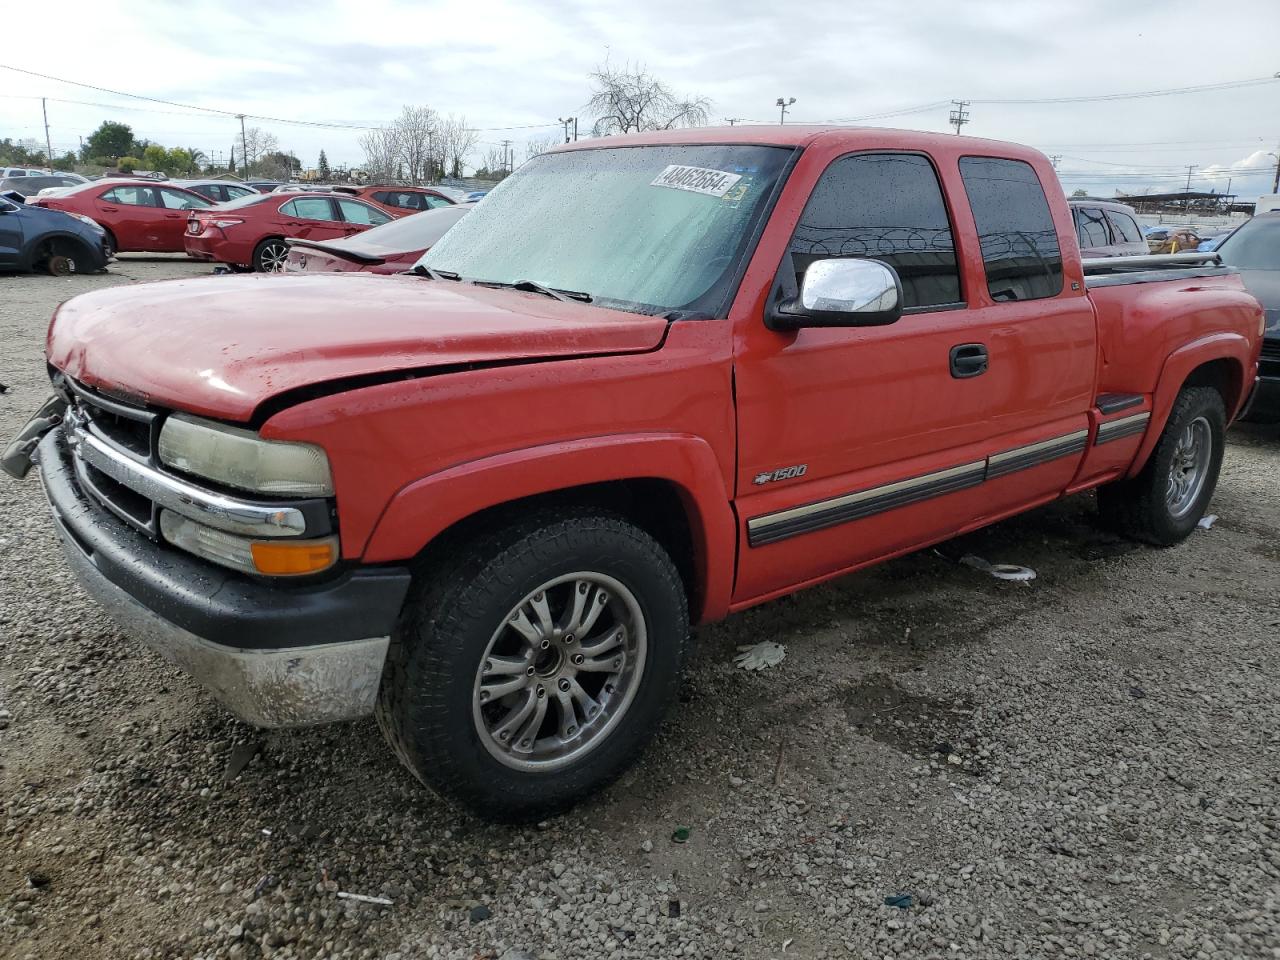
2 257 1279 960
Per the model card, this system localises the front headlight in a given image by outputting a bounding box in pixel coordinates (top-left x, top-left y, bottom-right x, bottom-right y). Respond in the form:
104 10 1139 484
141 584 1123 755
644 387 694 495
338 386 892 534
70 213 104 234
158 414 333 496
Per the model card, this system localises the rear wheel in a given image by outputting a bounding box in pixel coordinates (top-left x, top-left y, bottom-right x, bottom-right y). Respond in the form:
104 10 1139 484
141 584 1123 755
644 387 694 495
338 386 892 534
1098 386 1225 545
376 511 688 821
252 238 289 272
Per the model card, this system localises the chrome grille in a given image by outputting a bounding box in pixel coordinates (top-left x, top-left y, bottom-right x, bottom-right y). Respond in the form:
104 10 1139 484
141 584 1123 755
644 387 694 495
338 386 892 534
59 376 329 542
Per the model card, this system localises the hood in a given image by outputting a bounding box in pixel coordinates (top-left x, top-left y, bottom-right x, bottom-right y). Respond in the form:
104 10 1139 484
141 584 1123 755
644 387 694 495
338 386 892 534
1236 269 1280 340
47 273 669 421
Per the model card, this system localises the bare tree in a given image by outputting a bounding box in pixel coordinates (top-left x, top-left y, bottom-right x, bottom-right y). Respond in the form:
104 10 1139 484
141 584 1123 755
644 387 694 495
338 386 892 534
359 126 402 182
586 61 711 136
241 127 279 174
394 105 439 184
437 114 479 179
525 135 560 161
481 146 508 178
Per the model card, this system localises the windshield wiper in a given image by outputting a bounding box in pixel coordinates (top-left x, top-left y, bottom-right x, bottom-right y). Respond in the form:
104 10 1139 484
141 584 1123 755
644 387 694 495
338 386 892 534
473 278 593 303
412 265 461 281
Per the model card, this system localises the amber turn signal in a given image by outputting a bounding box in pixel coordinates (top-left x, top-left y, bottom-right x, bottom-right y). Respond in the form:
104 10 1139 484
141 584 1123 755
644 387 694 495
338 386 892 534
250 538 338 576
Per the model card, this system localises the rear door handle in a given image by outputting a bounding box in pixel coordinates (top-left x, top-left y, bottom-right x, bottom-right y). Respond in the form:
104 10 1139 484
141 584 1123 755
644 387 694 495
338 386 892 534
949 343 988 379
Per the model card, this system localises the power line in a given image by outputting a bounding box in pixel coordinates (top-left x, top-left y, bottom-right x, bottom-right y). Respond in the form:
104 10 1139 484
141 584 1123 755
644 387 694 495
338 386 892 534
971 75 1279 105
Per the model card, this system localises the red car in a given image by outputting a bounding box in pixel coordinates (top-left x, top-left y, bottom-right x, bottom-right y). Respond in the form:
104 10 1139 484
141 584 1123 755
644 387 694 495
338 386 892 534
184 192 392 271
10 127 1262 821
32 179 213 257
334 184 457 216
285 203 473 274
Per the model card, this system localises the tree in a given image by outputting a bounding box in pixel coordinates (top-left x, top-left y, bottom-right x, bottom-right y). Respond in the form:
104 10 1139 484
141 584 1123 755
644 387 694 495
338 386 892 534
586 61 711 136
525 135 559 161
228 145 236 174
258 151 299 180
1070 188 1088 197
481 146 509 179
392 105 439 184
241 127 279 174
359 126 402 182
141 143 169 172
317 149 331 180
82 121 134 162
437 114 478 180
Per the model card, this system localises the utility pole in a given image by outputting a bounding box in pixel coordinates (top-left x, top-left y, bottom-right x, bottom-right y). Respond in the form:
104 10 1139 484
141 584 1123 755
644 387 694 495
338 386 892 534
237 114 248 176
726 117 747 127
949 100 970 135
1272 144 1280 194
1184 164 1196 216
558 117 577 144
41 98 53 167
1049 155 1061 171
776 97 795 124
573 117 578 141
500 139 512 176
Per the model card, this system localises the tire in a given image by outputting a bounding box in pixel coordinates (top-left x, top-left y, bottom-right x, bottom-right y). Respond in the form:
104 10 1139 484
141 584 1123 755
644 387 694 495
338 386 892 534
252 237 289 272
101 229 117 260
1097 386 1225 546
376 510 688 821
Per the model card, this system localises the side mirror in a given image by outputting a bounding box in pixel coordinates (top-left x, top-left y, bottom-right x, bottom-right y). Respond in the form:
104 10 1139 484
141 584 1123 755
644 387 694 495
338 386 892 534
767 258 904 331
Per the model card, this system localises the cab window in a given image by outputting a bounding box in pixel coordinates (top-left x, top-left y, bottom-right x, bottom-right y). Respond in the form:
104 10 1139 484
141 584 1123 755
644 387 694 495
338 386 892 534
1106 210 1143 244
958 157 1063 302
1076 207 1111 249
787 152 962 310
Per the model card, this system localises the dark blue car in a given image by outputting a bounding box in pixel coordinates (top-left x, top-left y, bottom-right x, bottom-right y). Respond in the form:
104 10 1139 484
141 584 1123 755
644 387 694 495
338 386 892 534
0 191 109 275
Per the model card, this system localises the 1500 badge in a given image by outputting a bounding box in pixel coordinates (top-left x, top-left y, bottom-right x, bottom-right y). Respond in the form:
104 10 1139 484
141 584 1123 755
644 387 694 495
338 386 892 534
754 464 808 485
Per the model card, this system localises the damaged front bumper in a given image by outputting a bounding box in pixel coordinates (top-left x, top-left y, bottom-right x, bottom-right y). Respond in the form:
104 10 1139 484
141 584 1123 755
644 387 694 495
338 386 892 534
32 429 411 728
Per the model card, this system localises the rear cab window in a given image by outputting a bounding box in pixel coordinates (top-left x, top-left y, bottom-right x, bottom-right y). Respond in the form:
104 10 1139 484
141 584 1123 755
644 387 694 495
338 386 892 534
1106 210 1143 244
958 157 1063 302
1076 207 1112 248
787 152 962 310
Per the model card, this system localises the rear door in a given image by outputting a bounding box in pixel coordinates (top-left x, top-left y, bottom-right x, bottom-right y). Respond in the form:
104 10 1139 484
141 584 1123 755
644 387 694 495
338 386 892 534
1104 208 1145 256
732 151 1095 603
278 196 346 241
93 185 163 251
155 187 211 250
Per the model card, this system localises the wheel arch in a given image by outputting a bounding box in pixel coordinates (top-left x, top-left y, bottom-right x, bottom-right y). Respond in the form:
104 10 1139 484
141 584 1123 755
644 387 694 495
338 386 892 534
1127 335 1250 478
359 434 737 623
21 230 96 271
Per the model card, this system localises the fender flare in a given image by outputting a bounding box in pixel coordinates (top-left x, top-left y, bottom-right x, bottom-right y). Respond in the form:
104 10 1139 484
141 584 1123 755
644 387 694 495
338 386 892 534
360 433 737 623
1127 332 1251 478
21 230 98 272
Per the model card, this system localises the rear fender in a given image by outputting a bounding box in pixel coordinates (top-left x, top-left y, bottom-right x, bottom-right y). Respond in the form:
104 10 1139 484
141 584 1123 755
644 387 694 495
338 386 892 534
360 433 737 623
1128 333 1251 478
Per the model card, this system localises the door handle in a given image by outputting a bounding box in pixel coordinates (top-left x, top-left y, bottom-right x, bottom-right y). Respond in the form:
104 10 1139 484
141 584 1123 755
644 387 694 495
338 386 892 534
949 343 988 379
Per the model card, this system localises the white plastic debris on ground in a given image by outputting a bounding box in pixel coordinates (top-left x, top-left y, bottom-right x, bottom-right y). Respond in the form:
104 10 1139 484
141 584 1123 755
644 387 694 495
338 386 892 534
960 554 1036 582
734 641 787 671
1198 514 1218 530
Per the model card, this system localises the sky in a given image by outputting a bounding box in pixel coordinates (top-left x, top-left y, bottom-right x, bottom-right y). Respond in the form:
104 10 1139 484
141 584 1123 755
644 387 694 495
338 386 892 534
1 0 1278 198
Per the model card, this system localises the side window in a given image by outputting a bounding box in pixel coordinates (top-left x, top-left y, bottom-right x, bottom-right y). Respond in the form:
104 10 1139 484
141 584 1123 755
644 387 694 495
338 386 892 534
283 197 337 221
788 152 961 309
372 191 392 205
101 186 152 206
337 198 390 225
958 157 1063 302
1107 211 1142 244
158 188 209 210
425 195 453 209
1076 207 1111 249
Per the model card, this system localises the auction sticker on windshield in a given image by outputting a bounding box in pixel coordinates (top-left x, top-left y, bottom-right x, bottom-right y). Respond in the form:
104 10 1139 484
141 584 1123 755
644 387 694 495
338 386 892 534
651 165 744 198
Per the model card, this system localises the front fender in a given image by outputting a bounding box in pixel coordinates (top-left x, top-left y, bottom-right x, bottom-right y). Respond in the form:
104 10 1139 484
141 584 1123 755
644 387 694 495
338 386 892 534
1128 332 1253 478
360 433 737 623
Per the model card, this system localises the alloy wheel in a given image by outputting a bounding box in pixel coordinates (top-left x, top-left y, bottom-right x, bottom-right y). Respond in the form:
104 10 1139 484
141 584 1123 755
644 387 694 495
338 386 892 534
472 572 647 772
1165 415 1211 519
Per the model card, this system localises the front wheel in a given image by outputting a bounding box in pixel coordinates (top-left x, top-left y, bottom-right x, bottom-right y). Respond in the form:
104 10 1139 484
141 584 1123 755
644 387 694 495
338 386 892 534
376 511 688 821
101 229 117 260
1098 386 1225 545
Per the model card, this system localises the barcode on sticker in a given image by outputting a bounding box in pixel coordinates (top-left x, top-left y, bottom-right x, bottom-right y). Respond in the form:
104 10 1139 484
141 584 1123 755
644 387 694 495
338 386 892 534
651 165 743 198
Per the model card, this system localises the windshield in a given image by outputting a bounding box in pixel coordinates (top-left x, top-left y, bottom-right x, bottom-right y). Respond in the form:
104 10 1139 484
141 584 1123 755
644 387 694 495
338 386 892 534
1215 216 1280 271
213 192 276 211
418 144 793 315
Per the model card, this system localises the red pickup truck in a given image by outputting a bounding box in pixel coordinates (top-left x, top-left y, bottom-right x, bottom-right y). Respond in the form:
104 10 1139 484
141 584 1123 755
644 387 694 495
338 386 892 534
3 128 1263 820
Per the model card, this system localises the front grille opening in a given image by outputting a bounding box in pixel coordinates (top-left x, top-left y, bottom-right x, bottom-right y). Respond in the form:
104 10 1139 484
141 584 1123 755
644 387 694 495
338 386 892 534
82 462 152 528
86 407 151 458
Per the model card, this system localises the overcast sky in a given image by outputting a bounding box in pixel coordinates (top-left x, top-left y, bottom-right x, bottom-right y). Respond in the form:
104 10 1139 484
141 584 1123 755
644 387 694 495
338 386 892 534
2 0 1278 197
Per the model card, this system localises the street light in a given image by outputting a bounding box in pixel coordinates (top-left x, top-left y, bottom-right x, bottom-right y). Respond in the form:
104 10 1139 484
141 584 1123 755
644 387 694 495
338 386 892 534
776 97 796 124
